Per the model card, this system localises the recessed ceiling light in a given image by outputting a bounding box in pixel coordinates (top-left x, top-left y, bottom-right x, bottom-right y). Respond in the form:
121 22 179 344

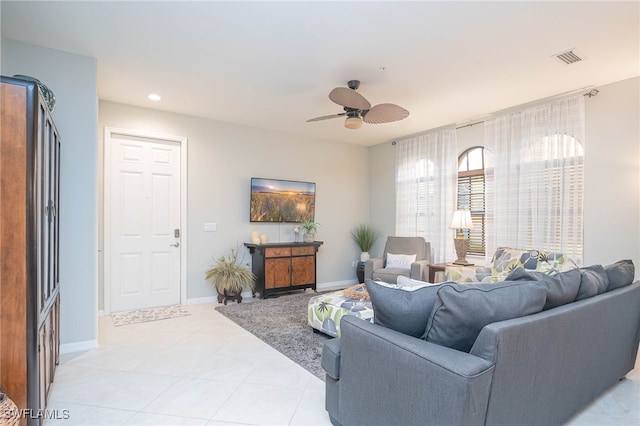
148 93 161 101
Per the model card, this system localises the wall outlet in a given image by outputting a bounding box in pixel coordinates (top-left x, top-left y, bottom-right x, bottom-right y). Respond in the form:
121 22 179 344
351 260 357 267
204 222 217 232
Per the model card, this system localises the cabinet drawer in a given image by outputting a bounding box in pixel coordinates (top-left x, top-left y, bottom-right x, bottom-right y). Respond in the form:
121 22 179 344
292 246 315 256
265 247 291 258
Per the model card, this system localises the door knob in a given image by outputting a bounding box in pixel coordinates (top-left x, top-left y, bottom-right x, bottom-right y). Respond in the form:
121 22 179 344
170 242 180 248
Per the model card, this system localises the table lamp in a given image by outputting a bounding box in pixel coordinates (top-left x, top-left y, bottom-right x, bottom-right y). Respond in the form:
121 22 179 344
449 210 474 265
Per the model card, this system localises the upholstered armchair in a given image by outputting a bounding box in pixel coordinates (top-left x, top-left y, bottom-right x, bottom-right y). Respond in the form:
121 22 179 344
364 236 431 283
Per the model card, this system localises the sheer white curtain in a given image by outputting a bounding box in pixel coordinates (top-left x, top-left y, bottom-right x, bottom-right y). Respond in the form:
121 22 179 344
395 129 458 263
485 95 585 264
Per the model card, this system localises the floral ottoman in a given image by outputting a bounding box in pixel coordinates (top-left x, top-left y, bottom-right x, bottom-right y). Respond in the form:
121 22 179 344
308 286 374 337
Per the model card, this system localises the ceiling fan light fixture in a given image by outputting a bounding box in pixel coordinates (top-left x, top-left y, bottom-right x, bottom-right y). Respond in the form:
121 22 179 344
344 116 363 130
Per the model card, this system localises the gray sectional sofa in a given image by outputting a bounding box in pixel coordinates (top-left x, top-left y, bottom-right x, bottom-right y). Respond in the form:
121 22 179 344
322 260 640 426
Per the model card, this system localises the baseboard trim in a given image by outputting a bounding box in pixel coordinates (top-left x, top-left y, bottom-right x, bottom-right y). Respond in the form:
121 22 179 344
60 339 98 354
187 283 354 304
186 296 218 305
317 280 357 292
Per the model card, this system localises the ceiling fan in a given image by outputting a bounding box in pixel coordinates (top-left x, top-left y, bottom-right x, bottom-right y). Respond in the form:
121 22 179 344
307 80 410 130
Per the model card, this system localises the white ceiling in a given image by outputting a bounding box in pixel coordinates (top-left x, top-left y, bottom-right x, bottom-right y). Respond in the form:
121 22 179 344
2 1 638 146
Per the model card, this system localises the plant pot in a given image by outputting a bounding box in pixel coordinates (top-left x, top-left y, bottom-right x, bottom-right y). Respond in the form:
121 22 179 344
303 233 315 243
360 252 370 262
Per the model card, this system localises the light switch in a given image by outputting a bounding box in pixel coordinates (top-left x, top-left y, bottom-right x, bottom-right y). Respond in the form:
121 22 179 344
204 222 217 232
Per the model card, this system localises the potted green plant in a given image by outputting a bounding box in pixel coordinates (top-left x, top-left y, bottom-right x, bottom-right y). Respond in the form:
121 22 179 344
350 224 379 261
301 220 320 242
205 247 256 305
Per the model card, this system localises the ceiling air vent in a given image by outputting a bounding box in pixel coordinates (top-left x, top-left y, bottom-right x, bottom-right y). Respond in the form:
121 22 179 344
552 48 586 65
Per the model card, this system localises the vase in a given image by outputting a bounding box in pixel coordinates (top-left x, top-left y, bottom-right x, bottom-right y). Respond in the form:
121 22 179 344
303 233 314 243
360 252 370 262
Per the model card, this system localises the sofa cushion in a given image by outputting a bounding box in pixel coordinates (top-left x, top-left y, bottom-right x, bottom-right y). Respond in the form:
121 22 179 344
605 260 635 291
423 281 547 352
505 268 581 309
385 253 416 270
576 265 609 300
365 279 440 338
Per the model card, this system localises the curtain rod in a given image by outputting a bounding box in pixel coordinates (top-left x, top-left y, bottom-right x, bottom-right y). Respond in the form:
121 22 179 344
393 88 600 144
454 89 599 131
456 121 484 130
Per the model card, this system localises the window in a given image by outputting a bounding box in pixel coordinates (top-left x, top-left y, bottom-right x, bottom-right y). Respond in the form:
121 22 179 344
456 147 486 256
516 135 584 257
395 130 458 263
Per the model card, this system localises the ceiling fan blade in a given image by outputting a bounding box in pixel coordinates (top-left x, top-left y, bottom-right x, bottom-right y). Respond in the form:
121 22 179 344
328 87 371 110
306 113 346 122
363 103 410 124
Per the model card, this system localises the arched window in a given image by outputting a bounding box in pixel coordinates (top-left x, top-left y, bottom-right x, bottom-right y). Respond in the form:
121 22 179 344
457 147 486 255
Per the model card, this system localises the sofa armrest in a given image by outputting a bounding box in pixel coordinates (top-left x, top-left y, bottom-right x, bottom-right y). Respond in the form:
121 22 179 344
321 338 341 380
364 258 384 280
410 259 430 281
331 316 494 426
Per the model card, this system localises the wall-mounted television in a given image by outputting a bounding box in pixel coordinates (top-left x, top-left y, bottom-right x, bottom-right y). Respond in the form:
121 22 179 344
250 177 316 223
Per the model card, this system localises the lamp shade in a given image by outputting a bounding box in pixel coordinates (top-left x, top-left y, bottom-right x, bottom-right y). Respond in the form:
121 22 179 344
344 116 363 130
449 210 474 230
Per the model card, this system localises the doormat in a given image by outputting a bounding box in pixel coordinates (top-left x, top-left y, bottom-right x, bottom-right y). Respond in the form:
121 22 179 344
111 305 190 327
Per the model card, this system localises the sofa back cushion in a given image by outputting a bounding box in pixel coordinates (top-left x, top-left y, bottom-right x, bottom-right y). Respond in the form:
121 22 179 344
605 260 635 291
506 268 581 310
576 265 609 300
383 236 427 262
365 279 441 338
423 281 547 352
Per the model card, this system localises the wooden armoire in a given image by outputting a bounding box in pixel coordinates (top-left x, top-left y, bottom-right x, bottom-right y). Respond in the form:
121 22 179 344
0 76 61 425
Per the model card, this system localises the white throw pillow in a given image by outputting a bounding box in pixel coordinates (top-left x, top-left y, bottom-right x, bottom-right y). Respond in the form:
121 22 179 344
373 278 435 291
397 275 440 288
385 253 417 270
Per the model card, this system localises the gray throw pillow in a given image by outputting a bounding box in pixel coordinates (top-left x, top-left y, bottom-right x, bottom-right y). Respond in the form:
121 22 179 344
576 265 609 300
605 260 635 291
423 281 547 352
365 279 441 338
506 268 581 310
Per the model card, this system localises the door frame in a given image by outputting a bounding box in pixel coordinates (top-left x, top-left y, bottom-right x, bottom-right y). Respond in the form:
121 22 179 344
103 127 188 314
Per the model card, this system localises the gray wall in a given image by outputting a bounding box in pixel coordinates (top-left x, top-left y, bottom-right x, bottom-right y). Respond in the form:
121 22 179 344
1 38 98 345
98 101 370 309
369 77 640 275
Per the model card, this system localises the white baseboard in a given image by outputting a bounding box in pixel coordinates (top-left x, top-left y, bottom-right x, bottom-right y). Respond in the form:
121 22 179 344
188 283 354 304
98 309 105 316
186 296 218 305
317 279 357 292
60 339 98 354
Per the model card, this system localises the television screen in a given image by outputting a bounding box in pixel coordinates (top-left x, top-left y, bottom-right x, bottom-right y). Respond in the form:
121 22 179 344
250 178 316 223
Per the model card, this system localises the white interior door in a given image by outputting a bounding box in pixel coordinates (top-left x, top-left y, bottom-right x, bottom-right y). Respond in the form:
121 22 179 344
108 134 182 312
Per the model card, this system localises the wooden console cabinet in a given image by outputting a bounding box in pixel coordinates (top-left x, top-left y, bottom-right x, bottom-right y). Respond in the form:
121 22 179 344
1 76 61 425
244 242 323 298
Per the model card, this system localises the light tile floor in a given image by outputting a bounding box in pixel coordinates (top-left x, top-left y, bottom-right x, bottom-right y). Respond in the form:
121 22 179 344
46 302 638 425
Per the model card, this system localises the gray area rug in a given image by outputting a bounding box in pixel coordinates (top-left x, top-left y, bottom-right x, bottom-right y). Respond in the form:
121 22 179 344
111 304 191 327
215 290 332 380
